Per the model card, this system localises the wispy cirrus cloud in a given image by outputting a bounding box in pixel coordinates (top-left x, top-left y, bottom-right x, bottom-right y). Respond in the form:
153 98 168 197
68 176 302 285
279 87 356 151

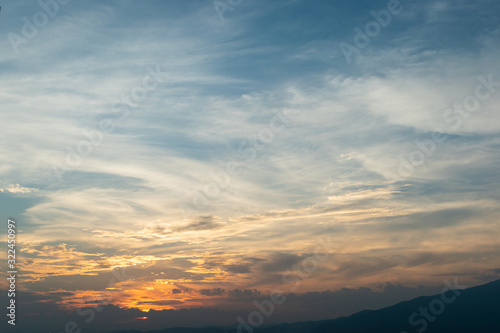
1 0 500 330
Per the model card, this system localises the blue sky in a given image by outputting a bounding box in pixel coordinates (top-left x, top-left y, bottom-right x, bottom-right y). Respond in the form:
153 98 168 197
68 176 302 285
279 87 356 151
1 0 500 331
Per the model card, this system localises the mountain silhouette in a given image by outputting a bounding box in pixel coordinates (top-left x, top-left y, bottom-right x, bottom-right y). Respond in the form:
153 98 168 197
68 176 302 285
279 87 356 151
110 279 500 333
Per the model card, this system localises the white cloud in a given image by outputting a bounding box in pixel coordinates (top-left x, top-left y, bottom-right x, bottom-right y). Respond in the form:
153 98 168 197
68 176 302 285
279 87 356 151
0 184 38 194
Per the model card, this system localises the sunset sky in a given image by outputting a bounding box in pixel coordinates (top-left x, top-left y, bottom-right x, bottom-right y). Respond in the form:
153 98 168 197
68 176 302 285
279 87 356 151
1 0 500 331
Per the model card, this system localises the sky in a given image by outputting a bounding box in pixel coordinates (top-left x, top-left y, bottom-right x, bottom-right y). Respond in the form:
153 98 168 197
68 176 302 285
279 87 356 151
1 0 500 331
